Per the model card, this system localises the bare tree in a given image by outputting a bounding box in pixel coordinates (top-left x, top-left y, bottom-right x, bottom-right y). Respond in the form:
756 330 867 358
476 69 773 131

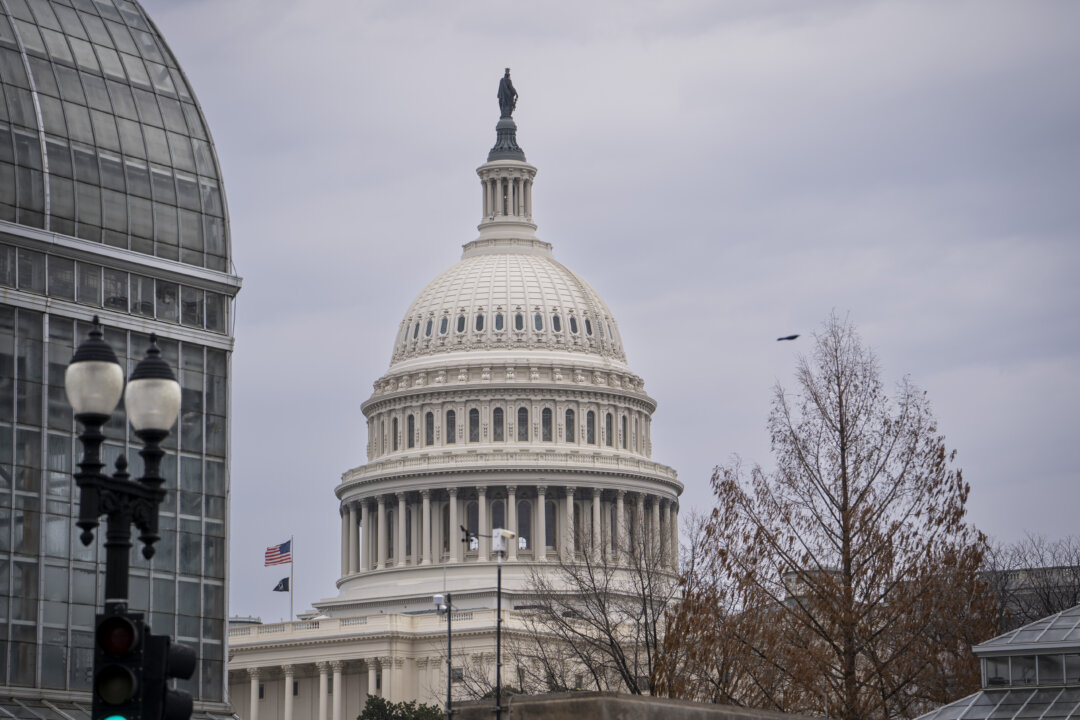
676 314 995 720
503 517 681 697
983 533 1080 631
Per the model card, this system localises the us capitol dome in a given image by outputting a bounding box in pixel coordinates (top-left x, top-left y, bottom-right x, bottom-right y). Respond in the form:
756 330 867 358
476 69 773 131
227 74 680 717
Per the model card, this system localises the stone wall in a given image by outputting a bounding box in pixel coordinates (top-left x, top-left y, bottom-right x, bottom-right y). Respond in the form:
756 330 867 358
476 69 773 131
455 692 815 720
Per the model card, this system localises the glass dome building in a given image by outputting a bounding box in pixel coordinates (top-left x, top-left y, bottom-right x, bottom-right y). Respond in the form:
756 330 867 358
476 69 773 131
0 0 239 716
916 605 1080 720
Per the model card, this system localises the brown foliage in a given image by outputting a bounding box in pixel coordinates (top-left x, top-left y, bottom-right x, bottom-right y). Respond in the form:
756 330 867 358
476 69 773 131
667 315 997 720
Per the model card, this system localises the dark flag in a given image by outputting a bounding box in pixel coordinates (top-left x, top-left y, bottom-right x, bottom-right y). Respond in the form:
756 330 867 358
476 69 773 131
273 577 289 592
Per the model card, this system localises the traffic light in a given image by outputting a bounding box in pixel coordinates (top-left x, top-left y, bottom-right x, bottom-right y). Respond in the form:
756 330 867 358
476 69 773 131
142 629 196 720
93 607 144 720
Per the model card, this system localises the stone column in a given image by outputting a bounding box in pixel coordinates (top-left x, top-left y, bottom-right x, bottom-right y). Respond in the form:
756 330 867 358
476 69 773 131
331 661 343 720
360 501 370 571
247 668 261 720
367 660 378 699
282 665 295 720
348 503 358 574
660 499 670 566
340 510 348 577
635 493 645 558
616 490 626 564
380 656 393 702
448 488 460 563
564 487 576 562
397 493 407 566
591 489 602 560
421 489 432 565
507 486 518 561
377 496 387 570
477 486 489 559
317 662 329 720
536 486 547 561
671 501 679 569
651 495 661 560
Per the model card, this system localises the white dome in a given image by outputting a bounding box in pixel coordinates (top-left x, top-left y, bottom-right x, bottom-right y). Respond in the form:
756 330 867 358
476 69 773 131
390 237 626 368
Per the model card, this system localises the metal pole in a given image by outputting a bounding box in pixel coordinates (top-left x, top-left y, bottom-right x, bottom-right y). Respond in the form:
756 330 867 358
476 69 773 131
495 552 502 719
446 592 453 720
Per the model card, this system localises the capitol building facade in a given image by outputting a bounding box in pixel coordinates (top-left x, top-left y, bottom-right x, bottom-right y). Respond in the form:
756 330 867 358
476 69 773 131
227 87 680 720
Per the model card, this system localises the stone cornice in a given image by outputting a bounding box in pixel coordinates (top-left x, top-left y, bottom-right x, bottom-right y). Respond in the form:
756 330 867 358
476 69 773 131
336 450 680 497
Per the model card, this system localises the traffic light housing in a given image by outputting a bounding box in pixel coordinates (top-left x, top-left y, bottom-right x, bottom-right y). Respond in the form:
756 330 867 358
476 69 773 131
142 630 196 720
93 607 144 720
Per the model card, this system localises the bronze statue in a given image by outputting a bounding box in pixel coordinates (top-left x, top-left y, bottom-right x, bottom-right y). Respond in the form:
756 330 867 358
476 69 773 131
498 68 517 117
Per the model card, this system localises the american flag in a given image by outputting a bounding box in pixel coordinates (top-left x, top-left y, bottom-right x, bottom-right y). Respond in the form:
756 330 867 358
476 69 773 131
264 540 292 566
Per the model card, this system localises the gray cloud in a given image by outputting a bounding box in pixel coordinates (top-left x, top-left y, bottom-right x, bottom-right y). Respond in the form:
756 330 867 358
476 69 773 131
141 0 1080 622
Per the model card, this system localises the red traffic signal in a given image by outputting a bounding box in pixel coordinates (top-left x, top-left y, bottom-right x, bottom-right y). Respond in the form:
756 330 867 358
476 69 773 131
93 610 144 718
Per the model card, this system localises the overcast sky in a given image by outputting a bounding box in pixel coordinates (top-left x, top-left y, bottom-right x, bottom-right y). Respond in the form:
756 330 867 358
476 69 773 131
139 0 1080 622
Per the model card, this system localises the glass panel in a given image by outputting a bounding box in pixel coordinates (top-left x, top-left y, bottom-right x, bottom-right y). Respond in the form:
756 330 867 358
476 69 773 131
541 408 552 442
46 255 75 300
131 274 153 316
17 248 45 293
445 410 455 444
552 314 561 332
494 313 503 331
492 407 503 442
205 292 225 332
517 407 528 441
475 313 484 332
565 409 575 442
156 280 179 323
1013 656 1036 685
514 313 523 331
534 313 543 331
77 262 101 306
1066 655 1080 683
1039 655 1064 684
180 286 203 328
102 268 127 311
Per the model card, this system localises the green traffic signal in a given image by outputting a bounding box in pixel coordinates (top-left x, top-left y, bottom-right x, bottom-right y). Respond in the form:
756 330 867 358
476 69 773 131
101 716 129 720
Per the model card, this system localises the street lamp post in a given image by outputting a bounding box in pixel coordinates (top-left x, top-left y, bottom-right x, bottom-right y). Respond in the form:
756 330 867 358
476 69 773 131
66 317 193 720
66 318 181 602
434 592 453 719
461 526 516 719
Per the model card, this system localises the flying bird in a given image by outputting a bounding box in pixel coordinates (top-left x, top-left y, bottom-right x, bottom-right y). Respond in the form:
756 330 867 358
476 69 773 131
777 334 800 341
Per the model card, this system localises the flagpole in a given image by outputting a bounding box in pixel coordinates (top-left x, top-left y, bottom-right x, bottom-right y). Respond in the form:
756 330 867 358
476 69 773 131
289 534 295 621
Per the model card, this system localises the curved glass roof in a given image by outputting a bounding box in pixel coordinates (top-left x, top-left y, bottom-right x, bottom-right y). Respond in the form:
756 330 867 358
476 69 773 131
0 0 228 271
979 606 1080 650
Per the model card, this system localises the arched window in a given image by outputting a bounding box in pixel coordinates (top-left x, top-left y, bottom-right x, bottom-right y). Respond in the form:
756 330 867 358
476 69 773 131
425 318 432 337
392 417 399 451
475 313 484 332
439 316 448 334
425 412 435 446
517 407 529 441
441 503 450 553
514 313 524 331
380 420 385 453
552 314 561 332
492 499 505 531
493 407 504 442
495 313 504 331
605 413 613 447
621 415 628 449
407 414 415 448
467 501 479 551
456 315 466 333
585 318 593 336
545 500 557 550
405 507 412 557
518 500 532 550
598 321 605 338
565 409 575 442
586 411 596 444
412 322 419 339
541 408 552 442
446 410 456 444
534 313 543 331
469 408 480 442
387 508 395 559
569 316 578 334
